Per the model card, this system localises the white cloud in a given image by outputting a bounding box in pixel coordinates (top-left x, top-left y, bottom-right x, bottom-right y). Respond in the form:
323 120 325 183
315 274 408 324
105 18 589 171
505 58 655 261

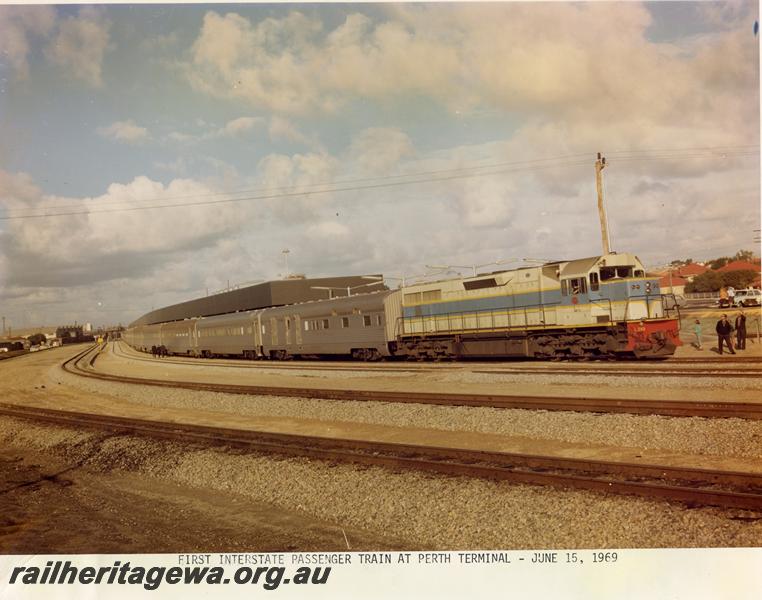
348 128 415 175
0 171 252 295
45 7 110 87
219 116 263 137
98 120 150 143
307 220 350 239
181 2 757 149
254 151 340 222
166 117 264 144
268 116 313 147
456 177 516 228
184 9 461 114
0 6 55 79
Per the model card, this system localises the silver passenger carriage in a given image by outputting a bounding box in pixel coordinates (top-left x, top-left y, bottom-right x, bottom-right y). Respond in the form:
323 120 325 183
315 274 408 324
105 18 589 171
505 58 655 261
260 291 394 360
196 311 259 358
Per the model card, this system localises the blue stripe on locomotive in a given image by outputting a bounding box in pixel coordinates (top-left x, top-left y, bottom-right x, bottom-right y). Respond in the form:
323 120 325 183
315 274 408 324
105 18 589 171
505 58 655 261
402 279 660 319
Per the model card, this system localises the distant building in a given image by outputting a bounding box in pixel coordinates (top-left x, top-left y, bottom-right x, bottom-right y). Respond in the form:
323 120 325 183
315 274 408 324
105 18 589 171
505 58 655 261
56 325 85 344
658 274 687 295
130 274 387 327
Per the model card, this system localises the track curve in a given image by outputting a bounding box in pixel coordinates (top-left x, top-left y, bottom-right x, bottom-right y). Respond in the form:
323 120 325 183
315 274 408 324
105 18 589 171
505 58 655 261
65 343 762 420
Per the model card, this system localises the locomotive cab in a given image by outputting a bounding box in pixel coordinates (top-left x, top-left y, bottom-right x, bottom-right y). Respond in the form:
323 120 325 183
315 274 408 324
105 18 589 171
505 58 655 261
590 254 663 322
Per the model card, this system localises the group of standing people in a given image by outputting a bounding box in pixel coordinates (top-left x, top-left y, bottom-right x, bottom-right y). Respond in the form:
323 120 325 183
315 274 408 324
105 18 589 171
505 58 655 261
695 312 748 354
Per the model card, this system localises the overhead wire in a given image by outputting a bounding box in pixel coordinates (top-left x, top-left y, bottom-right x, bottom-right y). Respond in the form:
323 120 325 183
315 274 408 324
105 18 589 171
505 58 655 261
1 151 594 216
1 145 758 221
1 156 595 220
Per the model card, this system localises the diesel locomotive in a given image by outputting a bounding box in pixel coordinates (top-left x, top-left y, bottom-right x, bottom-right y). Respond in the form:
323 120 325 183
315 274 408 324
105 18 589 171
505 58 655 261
123 252 681 360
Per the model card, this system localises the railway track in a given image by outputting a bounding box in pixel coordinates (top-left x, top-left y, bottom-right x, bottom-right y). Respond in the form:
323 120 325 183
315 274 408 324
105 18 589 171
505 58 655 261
66 345 762 420
112 342 762 379
1 400 761 512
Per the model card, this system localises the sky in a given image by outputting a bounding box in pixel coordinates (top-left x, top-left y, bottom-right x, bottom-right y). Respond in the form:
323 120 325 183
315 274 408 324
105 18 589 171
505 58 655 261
0 1 760 329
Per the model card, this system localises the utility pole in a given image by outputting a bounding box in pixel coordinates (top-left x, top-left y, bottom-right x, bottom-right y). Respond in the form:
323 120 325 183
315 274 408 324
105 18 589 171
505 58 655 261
282 249 290 278
595 152 611 255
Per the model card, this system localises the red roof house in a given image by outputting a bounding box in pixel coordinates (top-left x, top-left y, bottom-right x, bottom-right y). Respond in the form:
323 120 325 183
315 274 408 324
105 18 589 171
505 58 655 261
717 260 761 273
658 274 687 294
675 263 709 278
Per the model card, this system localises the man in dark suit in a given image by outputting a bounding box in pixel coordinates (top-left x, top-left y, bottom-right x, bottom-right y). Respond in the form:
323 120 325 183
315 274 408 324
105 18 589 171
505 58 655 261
735 311 747 350
716 314 735 355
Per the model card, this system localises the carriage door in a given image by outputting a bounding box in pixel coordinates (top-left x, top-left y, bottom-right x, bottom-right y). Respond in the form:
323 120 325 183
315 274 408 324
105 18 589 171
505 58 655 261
587 271 610 323
253 315 262 349
294 315 302 346
284 317 291 345
270 317 278 345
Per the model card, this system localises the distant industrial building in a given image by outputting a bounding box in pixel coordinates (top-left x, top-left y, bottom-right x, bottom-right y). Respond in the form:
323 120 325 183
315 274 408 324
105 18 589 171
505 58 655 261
130 275 387 327
56 325 95 345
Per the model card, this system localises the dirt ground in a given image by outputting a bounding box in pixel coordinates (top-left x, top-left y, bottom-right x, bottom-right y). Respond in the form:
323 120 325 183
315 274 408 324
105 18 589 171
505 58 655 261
0 444 406 554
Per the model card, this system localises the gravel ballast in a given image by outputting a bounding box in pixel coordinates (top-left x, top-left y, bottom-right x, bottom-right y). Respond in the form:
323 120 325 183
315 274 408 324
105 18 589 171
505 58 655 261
1 417 760 549
51 364 762 459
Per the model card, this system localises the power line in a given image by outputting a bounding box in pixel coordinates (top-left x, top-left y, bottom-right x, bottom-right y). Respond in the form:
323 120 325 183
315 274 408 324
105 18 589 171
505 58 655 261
0 157 594 221
1 152 594 215
1 145 758 221
10 144 758 215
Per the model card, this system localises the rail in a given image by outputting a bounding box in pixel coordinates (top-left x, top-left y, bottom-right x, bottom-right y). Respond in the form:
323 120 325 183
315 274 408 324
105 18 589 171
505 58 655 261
63 343 762 419
3 401 762 511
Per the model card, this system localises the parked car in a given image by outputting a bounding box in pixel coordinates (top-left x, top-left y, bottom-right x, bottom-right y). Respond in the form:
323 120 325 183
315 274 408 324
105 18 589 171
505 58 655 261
733 289 761 307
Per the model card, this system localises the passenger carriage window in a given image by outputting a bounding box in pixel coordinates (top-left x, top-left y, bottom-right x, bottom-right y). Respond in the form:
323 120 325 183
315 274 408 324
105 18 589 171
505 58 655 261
589 272 600 291
363 315 372 327
376 315 382 326
304 321 310 331
561 280 569 296
323 319 330 329
341 317 350 328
